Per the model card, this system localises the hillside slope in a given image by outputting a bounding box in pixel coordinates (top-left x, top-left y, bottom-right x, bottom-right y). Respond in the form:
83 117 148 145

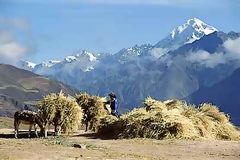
0 64 79 117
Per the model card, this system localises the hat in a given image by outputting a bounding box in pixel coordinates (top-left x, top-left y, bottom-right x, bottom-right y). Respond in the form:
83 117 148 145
108 92 116 98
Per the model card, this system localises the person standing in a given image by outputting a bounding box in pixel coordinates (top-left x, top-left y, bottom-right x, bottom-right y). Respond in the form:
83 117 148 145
83 110 91 132
106 92 119 118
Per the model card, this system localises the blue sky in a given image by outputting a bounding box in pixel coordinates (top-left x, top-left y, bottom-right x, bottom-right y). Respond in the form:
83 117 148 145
0 0 240 63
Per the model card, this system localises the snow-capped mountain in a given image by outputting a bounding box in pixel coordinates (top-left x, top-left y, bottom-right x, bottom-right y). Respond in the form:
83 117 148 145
18 60 36 71
37 60 61 68
114 18 218 62
61 50 98 72
115 44 153 62
155 18 218 49
64 50 97 63
32 60 61 75
16 18 240 125
31 50 99 76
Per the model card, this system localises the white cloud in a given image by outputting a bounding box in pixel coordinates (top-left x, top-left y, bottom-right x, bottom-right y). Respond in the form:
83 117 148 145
0 31 12 43
186 38 240 68
0 42 27 59
0 16 34 65
149 47 168 58
186 50 226 68
224 38 240 55
0 31 28 64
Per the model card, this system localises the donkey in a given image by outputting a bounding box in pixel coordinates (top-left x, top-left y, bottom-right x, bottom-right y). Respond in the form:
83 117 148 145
14 110 45 138
41 110 62 137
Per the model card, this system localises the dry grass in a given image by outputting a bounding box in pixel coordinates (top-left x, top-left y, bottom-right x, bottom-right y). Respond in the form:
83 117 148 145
97 98 240 140
0 117 13 129
75 93 109 131
38 91 82 133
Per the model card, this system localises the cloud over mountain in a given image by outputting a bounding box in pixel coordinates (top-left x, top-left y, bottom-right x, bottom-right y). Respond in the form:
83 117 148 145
0 16 35 65
224 37 240 55
186 38 240 68
0 31 28 64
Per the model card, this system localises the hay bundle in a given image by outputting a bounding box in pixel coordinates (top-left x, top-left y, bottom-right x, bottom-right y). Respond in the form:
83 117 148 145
144 97 166 111
75 93 109 131
98 98 240 140
97 115 122 137
38 91 82 133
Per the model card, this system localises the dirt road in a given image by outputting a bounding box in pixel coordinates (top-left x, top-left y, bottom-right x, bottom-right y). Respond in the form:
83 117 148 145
0 129 240 160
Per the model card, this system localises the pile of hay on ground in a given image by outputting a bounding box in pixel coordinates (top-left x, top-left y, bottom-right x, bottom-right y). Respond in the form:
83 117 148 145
38 91 82 133
97 97 240 140
75 93 109 131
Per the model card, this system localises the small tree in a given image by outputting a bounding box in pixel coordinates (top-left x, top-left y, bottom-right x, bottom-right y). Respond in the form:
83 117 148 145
38 91 82 134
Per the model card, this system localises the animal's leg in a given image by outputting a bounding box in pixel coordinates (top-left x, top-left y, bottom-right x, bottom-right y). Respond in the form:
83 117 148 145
44 124 48 138
44 129 47 137
14 120 19 138
28 124 32 138
54 125 60 136
85 121 88 132
57 126 61 136
89 121 93 131
34 124 38 138
54 124 56 136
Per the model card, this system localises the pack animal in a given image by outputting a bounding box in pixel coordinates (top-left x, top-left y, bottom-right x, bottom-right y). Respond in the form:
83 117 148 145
14 110 45 138
40 110 62 137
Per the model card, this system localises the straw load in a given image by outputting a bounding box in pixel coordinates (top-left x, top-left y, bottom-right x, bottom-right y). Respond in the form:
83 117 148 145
38 91 82 133
97 97 240 140
75 93 109 131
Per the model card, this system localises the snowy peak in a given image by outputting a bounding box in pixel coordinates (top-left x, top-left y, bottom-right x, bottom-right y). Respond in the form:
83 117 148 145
170 18 217 39
77 50 97 62
155 18 218 49
65 50 97 63
20 50 99 74
39 60 61 67
65 56 77 63
116 44 153 62
18 60 36 71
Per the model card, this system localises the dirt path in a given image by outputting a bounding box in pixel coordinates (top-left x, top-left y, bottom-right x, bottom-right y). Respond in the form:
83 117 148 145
0 129 240 160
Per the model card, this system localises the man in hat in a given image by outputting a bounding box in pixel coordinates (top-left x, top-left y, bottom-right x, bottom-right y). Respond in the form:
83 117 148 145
106 92 119 118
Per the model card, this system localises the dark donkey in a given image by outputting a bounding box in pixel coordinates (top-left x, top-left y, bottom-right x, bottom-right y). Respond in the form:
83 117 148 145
14 110 45 138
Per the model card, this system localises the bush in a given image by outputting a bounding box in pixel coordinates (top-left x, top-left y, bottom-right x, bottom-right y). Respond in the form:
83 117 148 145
38 91 82 133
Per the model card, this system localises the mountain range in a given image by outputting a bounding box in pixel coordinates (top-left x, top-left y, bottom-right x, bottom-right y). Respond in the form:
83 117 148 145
18 18 240 124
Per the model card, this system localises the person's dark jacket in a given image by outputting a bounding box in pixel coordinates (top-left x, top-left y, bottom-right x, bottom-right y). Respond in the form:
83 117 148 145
106 99 118 111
